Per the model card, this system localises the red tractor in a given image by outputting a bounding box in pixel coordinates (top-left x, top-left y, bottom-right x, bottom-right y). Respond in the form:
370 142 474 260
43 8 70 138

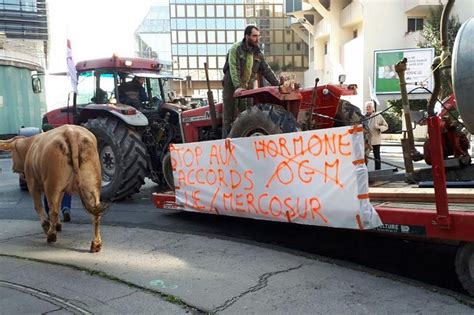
43 55 360 200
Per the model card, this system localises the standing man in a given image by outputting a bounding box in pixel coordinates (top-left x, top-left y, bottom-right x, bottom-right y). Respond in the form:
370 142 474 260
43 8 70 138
222 25 280 138
365 101 389 170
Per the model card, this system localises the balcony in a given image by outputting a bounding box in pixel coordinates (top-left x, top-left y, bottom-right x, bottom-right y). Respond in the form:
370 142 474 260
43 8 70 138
405 0 442 14
314 19 330 40
340 1 363 28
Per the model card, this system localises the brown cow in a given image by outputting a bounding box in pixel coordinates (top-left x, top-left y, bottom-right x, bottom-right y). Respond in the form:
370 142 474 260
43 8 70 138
0 125 106 252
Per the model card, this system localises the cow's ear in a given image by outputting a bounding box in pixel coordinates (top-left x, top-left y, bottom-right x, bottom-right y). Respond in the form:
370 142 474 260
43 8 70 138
0 140 14 152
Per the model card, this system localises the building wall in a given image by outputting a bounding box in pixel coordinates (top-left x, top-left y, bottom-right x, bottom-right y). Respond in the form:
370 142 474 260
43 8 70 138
296 0 473 109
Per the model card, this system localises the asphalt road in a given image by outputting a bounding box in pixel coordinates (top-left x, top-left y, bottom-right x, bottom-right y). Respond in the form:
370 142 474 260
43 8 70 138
0 153 467 295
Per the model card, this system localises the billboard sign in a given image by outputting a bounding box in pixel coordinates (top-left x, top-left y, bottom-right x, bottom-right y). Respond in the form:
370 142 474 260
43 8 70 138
374 48 435 94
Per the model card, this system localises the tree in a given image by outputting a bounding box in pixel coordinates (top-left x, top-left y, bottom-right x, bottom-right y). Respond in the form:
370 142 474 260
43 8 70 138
417 7 461 98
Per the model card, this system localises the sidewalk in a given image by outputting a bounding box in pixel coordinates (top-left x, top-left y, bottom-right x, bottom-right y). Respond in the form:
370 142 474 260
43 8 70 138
1 220 473 314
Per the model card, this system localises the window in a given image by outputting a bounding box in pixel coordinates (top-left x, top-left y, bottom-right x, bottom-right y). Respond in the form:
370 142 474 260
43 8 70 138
196 5 205 17
227 30 235 43
76 71 95 106
208 31 216 43
188 31 196 43
296 43 301 51
226 5 234 17
324 42 328 55
197 31 206 43
187 5 195 17
217 31 226 43
179 56 188 69
178 31 186 43
353 29 358 38
176 5 185 17
407 18 424 32
206 5 215 17
287 44 291 51
189 57 197 69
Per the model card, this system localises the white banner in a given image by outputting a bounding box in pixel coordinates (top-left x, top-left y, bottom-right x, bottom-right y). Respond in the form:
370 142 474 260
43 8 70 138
170 126 382 230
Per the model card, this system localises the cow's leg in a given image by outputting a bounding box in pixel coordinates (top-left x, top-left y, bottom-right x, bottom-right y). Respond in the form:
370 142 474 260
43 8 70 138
45 192 61 243
29 186 50 234
90 214 102 253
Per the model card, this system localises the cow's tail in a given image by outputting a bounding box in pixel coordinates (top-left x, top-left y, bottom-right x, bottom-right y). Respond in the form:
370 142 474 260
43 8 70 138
64 128 81 178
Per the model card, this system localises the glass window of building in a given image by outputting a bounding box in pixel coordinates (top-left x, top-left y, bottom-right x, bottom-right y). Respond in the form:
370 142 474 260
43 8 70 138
196 18 205 28
179 56 188 69
235 5 244 17
217 44 227 55
188 30 196 43
178 44 187 55
207 44 217 55
217 31 226 43
206 5 215 17
226 5 234 17
218 56 226 69
197 31 206 43
206 19 216 29
188 44 197 54
172 31 177 43
216 19 226 29
176 5 185 17
216 5 225 17
178 31 186 43
246 4 254 17
275 31 283 42
208 30 216 43
177 19 186 29
285 56 293 67
187 5 195 17
208 56 217 69
187 19 197 29
198 56 207 69
196 5 205 17
227 31 235 43
294 56 302 68
170 5 175 17
189 56 197 69
197 44 207 55
274 4 283 17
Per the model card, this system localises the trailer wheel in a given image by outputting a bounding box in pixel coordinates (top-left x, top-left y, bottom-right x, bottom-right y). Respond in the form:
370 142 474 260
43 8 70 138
162 151 175 190
455 242 474 296
228 104 298 138
83 117 148 201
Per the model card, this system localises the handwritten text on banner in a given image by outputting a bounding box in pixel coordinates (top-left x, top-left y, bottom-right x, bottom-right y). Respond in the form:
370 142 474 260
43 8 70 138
170 126 382 230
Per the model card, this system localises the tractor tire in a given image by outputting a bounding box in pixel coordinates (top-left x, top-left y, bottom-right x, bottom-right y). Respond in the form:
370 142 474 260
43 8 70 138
162 151 175 190
228 104 298 138
455 242 474 296
83 117 148 201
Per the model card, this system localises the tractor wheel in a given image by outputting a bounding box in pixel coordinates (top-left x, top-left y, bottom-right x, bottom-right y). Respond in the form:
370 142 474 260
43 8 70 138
83 117 148 201
228 104 298 138
162 151 175 190
455 242 474 296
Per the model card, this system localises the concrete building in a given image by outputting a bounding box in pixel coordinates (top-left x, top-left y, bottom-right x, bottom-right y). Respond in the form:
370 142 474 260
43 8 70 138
289 0 473 109
0 0 48 136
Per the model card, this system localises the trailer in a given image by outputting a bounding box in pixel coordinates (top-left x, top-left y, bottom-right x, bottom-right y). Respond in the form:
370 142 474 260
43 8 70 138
152 1 474 296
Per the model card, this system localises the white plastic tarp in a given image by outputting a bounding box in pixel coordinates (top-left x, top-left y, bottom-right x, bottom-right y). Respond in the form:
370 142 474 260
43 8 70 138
170 125 382 230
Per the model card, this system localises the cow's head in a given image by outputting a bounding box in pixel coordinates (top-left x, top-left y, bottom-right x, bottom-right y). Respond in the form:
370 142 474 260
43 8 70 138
0 136 34 173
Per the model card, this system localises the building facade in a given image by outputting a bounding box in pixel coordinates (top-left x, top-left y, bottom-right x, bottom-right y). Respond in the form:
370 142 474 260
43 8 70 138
135 0 308 100
0 0 48 136
290 0 474 108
